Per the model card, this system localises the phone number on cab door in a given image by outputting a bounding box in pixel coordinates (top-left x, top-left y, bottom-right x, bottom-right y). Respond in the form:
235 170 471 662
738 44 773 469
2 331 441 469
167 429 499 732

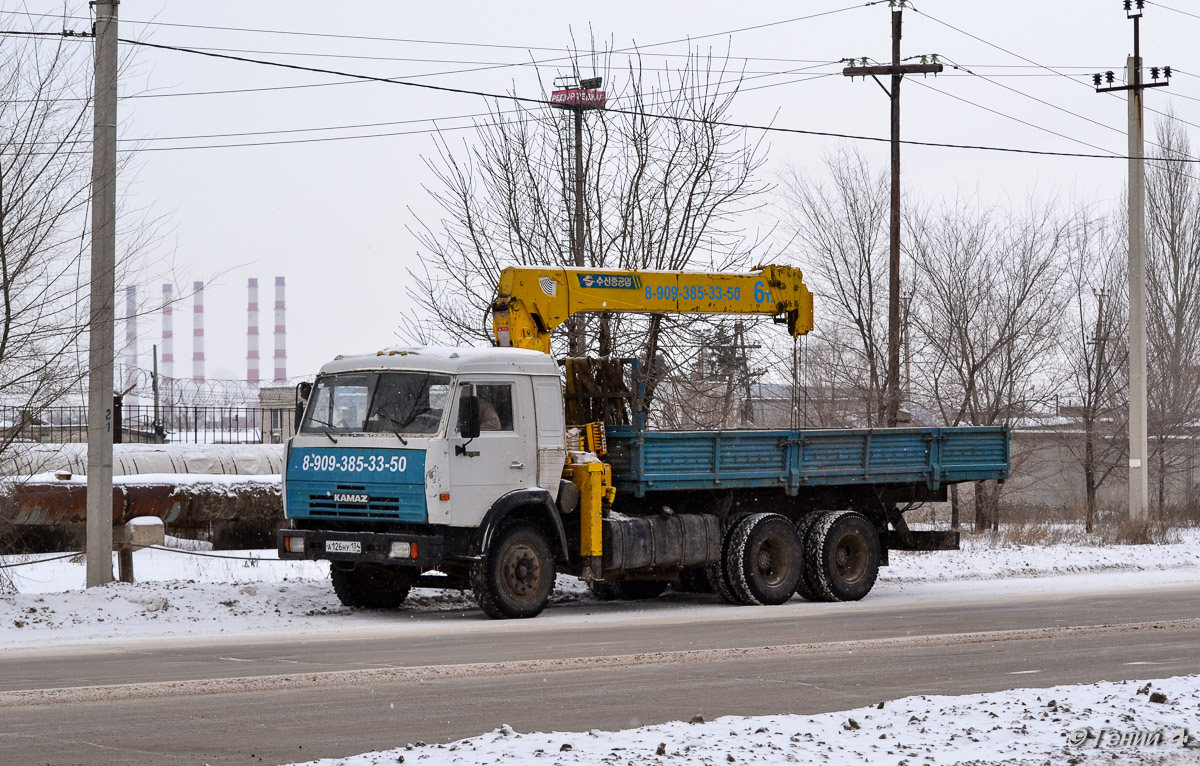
300 453 408 473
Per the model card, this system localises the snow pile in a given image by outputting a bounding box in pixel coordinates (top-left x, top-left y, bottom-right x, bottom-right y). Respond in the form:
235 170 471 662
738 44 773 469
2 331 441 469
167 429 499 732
0 547 592 645
887 528 1200 582
289 676 1199 765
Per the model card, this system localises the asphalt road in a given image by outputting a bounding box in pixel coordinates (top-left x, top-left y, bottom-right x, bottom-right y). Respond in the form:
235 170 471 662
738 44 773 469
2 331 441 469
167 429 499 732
2 581 1198 765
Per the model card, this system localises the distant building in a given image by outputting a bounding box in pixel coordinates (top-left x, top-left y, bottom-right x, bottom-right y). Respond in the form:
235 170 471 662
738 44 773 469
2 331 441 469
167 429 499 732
258 385 299 444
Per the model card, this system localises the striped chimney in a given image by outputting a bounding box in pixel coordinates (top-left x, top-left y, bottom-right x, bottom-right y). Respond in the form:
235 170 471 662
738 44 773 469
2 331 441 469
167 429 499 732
124 285 138 395
192 281 205 384
273 276 286 383
247 278 260 383
161 283 174 381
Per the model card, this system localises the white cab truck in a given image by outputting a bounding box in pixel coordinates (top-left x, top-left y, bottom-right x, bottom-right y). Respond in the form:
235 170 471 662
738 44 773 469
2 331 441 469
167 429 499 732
278 344 1010 619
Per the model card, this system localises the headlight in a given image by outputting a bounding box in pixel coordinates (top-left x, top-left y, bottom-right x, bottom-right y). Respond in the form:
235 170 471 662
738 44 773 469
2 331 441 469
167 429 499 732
389 541 417 559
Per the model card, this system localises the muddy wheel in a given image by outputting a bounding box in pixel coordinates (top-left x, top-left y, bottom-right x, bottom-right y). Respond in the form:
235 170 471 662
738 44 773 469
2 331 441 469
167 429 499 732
805 510 880 602
707 516 746 605
793 513 824 602
331 564 412 609
472 521 555 619
727 513 802 606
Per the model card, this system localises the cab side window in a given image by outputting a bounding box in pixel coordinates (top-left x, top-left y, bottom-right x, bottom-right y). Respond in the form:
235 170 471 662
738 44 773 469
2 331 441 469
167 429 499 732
476 384 514 432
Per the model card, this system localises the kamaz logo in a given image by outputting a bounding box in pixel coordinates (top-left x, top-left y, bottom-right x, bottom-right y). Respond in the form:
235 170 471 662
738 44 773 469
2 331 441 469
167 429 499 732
333 493 369 504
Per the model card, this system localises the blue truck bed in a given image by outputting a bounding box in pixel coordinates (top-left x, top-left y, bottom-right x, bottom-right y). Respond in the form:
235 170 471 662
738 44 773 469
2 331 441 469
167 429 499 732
605 425 1010 497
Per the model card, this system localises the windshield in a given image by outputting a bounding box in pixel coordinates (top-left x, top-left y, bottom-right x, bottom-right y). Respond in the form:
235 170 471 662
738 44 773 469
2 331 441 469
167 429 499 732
301 372 451 435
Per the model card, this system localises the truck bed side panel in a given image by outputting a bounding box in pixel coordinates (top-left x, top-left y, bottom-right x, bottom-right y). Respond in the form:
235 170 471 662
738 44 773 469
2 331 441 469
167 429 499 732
607 426 1009 496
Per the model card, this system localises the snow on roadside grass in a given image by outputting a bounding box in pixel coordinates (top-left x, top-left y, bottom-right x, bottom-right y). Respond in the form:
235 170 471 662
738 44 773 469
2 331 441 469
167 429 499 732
0 529 1197 648
887 527 1200 583
289 676 1200 765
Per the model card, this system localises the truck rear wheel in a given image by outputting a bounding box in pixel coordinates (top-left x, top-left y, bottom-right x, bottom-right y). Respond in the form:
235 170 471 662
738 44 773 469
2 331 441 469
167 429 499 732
805 510 880 602
707 518 745 605
793 512 823 602
472 521 555 619
330 564 412 609
727 513 803 606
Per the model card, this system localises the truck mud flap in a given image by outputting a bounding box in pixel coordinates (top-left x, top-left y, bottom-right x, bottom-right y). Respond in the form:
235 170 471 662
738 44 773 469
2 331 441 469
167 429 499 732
601 513 721 572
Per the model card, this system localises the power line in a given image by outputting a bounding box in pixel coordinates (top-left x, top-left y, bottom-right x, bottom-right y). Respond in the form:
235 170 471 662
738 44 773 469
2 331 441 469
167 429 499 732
911 7 1200 152
9 28 1198 162
909 78 1121 157
0 3 878 53
1147 2 1200 22
108 37 1200 162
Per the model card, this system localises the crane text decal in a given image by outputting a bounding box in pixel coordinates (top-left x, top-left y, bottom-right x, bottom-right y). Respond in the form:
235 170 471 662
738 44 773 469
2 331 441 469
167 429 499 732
576 273 642 290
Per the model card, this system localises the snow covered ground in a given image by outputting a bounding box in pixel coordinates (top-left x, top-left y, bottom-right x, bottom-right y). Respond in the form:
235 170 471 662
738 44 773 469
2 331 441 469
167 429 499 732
2 529 1198 764
291 675 1199 765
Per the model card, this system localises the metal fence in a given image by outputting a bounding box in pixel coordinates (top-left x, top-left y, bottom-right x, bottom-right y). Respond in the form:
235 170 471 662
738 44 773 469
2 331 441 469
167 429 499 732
1 404 290 444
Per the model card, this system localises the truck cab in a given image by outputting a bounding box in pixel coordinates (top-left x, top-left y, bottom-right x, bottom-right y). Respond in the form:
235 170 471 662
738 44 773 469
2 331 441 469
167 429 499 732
279 346 569 618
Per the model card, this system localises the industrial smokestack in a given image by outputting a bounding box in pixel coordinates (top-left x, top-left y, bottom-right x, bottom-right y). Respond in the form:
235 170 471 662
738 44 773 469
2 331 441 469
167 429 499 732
273 276 286 383
161 283 173 381
192 281 205 384
247 278 260 384
124 286 138 396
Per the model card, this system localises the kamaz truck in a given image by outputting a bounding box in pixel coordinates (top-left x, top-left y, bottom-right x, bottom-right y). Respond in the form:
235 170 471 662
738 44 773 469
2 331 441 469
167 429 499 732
278 266 1009 618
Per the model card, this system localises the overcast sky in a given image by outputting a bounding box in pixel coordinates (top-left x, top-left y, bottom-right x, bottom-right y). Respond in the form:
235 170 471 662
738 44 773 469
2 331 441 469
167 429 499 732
13 1 1200 382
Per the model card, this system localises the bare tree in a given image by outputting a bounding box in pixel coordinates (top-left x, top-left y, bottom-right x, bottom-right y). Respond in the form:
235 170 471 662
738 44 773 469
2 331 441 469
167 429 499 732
0 34 97 461
778 147 890 425
1056 212 1129 531
1145 115 1200 510
907 196 1068 530
406 48 772 412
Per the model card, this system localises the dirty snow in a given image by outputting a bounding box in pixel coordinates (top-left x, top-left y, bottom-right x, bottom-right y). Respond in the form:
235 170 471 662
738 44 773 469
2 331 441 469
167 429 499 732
290 675 1199 765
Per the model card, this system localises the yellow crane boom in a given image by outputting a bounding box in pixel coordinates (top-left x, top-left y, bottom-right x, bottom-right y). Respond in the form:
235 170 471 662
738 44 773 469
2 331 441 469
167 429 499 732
491 265 814 353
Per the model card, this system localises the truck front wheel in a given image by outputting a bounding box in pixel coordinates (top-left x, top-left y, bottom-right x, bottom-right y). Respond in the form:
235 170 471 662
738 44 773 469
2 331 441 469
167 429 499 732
472 521 556 619
331 564 412 609
805 510 880 602
727 513 803 606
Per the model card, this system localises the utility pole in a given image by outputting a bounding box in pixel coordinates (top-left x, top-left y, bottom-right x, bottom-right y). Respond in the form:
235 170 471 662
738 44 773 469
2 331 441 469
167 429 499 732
86 0 119 587
550 76 606 356
843 1 942 427
1093 0 1169 520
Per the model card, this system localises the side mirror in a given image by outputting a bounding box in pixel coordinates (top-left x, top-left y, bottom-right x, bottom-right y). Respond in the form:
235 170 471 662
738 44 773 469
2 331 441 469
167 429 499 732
457 394 481 439
294 381 313 431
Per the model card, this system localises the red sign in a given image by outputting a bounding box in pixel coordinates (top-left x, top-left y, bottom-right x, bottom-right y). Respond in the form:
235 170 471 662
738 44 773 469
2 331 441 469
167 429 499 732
549 88 607 109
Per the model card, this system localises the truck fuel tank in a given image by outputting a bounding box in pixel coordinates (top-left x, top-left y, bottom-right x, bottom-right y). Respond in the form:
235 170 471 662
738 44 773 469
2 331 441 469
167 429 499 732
601 512 721 572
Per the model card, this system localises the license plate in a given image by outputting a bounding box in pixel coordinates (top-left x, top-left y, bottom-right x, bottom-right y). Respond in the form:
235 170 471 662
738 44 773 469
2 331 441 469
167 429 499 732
325 540 361 554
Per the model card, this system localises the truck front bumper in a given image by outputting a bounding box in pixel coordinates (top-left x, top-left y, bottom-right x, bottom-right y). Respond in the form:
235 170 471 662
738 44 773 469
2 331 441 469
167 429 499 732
277 529 445 567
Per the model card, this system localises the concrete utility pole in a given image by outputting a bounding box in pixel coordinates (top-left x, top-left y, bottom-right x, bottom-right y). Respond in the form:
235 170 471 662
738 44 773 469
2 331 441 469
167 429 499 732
1094 0 1169 520
86 0 119 587
843 2 942 427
